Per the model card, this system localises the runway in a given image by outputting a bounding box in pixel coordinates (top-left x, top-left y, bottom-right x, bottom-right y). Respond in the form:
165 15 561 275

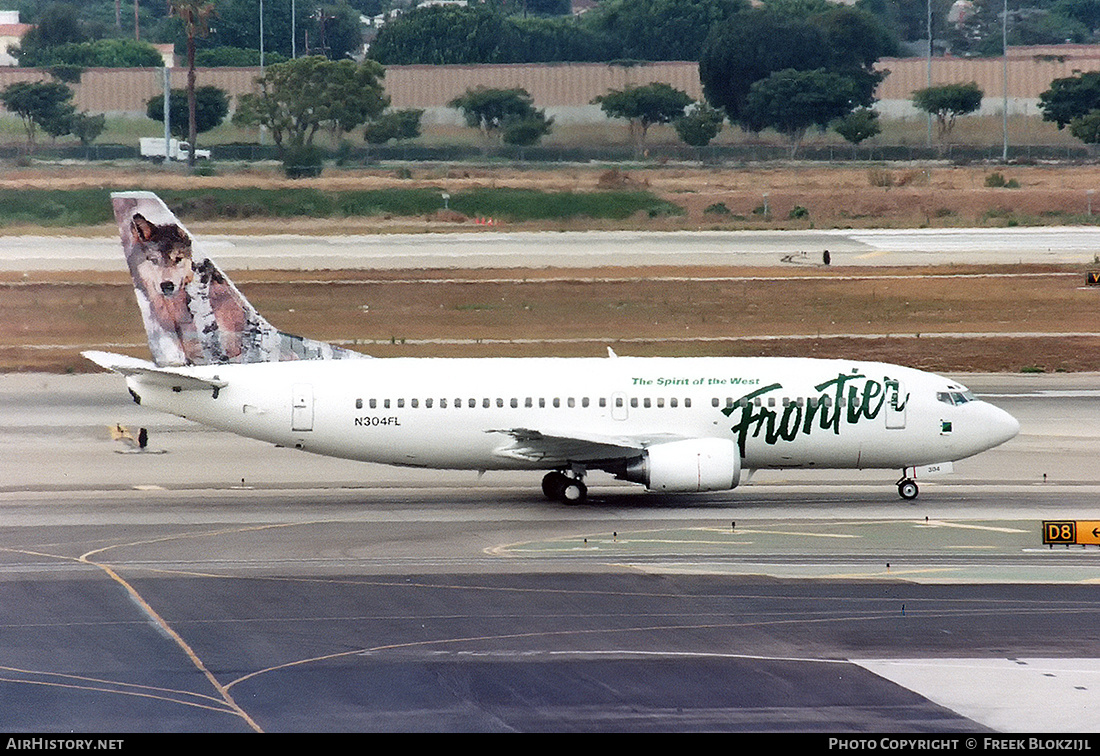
1 372 1099 732
4 225 1100 271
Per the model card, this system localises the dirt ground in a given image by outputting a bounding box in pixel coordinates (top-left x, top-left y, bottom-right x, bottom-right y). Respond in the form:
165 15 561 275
3 264 1097 374
2 162 1099 373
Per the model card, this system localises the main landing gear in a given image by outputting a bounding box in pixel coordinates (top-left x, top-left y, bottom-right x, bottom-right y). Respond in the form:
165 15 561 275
542 470 587 504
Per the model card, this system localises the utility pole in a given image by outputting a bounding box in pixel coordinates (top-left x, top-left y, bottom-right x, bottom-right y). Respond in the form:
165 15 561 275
1002 0 1009 162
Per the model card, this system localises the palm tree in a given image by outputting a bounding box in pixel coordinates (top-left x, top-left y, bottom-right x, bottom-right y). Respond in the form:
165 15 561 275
169 0 215 168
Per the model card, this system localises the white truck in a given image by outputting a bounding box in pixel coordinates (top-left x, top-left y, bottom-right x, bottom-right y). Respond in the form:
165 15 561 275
139 137 211 162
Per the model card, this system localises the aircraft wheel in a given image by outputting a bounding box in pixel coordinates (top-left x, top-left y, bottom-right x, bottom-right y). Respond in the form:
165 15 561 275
542 471 567 500
898 479 919 501
559 479 587 504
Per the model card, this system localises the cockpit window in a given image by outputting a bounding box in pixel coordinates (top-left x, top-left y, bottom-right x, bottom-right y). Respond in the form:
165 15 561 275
938 390 977 406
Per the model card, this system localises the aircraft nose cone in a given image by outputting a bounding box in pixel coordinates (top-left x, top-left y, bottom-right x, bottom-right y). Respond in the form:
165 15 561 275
987 405 1020 447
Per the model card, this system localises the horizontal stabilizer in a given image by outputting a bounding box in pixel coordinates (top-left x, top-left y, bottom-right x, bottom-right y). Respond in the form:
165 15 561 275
82 350 227 392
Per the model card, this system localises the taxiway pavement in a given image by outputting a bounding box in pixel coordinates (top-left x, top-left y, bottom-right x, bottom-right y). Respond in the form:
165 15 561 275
0 372 1098 732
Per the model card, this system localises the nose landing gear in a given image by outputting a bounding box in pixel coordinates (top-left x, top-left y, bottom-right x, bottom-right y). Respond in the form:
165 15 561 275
897 473 919 501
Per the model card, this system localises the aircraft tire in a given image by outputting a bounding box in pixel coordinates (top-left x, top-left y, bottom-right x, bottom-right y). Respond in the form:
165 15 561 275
559 479 587 504
542 471 567 500
898 479 919 500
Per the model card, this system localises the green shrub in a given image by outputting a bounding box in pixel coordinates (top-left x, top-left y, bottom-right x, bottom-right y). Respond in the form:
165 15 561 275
282 145 325 179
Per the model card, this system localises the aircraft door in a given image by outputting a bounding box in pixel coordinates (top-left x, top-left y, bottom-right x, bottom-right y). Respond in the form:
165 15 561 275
611 392 628 421
291 383 314 432
885 379 906 429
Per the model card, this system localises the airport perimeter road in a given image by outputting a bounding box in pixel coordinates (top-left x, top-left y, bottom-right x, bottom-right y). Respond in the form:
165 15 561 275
0 372 1099 732
3 226 1100 271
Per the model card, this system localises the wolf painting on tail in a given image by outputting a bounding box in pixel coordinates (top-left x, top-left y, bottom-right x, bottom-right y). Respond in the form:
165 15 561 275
113 192 361 367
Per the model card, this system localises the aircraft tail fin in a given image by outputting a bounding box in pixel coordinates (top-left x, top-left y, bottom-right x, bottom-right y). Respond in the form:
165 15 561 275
111 191 363 367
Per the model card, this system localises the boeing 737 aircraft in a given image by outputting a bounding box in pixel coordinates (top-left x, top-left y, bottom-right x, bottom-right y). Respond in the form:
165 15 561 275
84 191 1020 503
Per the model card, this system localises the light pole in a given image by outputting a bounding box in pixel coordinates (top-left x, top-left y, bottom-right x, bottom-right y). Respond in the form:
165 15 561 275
1002 0 1009 162
259 0 265 68
927 0 933 149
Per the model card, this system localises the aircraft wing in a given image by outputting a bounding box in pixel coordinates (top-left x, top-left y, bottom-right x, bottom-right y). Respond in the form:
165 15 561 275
488 427 685 465
82 350 228 392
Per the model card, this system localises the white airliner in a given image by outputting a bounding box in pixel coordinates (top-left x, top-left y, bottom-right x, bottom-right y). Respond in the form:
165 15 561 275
84 191 1019 503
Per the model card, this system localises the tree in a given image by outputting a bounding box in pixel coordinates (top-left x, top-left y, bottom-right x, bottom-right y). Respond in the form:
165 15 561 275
448 87 549 151
699 6 890 126
742 68 860 157
1039 71 1100 130
1069 110 1100 144
146 86 229 139
364 109 423 144
592 83 693 156
674 102 725 148
699 9 832 123
501 113 554 147
233 56 389 153
834 107 881 145
169 0 216 168
369 6 518 65
0 80 75 149
29 39 163 67
582 0 749 61
309 1 364 60
13 2 88 66
70 111 106 157
912 81 983 143
1053 0 1100 33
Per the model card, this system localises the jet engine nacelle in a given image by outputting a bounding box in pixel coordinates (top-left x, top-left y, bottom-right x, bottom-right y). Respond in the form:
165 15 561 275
623 438 742 492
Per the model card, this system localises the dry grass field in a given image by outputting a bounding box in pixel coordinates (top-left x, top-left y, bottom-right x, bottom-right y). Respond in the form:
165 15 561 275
1 162 1098 373
4 161 1100 231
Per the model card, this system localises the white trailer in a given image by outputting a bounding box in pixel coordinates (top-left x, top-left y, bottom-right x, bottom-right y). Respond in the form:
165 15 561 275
139 138 211 161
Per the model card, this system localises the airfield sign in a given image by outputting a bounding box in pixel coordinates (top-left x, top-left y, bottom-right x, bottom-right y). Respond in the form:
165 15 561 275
1043 521 1100 546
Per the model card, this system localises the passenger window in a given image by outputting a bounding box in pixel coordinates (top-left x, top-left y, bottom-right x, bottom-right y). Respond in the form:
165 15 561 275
685 398 691 408
355 398 363 409
599 397 607 408
510 398 518 408
582 397 590 408
525 397 533 408
568 398 576 408
384 399 391 409
411 398 419 408
397 398 405 408
670 397 678 408
496 398 504 408
370 398 377 409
